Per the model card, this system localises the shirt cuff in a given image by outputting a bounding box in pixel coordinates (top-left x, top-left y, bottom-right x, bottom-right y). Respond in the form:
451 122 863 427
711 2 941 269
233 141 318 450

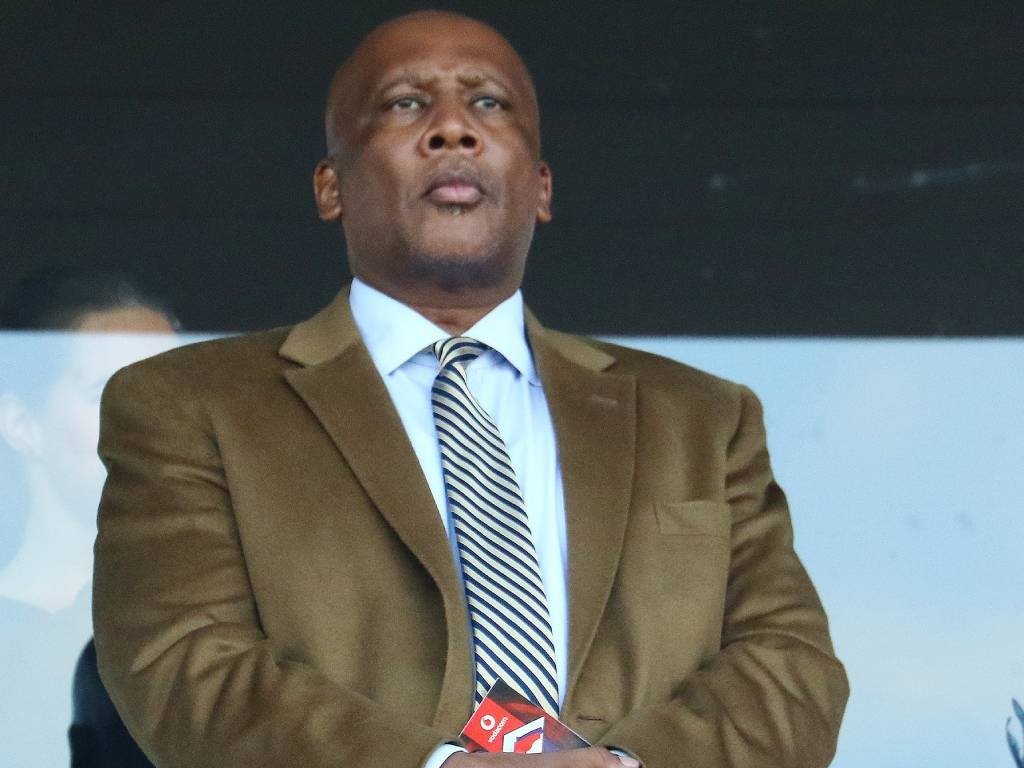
422 742 468 768
608 746 642 765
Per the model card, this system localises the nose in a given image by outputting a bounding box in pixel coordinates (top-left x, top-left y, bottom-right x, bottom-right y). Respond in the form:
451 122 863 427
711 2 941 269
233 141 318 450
419 103 481 156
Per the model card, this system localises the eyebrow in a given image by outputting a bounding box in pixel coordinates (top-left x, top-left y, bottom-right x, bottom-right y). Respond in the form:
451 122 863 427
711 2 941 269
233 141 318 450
376 73 429 93
375 70 514 97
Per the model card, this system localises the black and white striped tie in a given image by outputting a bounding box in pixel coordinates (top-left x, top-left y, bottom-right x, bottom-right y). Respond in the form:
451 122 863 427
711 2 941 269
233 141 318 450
431 336 559 715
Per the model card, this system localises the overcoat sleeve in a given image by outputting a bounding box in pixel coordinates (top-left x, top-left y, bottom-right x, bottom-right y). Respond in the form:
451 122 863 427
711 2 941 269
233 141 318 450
599 385 849 767
92 362 452 768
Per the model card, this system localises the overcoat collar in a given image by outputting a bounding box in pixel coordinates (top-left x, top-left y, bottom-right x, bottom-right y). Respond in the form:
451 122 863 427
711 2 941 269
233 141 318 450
279 287 636 717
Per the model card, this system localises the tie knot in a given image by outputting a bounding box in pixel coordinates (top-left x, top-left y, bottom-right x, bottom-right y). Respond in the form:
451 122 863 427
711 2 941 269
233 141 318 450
433 337 487 370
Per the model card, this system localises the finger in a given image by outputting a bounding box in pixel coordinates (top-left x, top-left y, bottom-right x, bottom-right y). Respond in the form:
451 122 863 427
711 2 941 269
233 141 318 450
580 747 639 767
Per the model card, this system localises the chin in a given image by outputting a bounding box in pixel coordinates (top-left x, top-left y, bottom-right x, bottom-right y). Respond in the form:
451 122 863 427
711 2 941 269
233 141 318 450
404 246 509 292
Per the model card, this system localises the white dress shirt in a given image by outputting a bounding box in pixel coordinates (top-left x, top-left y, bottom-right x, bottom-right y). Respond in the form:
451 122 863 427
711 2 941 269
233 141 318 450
348 278 569 768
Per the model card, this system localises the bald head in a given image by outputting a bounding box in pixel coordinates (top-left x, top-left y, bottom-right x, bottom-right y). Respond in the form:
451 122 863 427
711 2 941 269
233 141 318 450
324 11 540 158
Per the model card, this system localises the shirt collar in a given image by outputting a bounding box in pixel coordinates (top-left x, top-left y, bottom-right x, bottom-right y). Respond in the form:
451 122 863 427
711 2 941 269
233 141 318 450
348 277 539 385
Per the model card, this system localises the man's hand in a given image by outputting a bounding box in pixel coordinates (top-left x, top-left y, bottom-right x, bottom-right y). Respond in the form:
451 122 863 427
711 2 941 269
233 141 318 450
442 747 640 768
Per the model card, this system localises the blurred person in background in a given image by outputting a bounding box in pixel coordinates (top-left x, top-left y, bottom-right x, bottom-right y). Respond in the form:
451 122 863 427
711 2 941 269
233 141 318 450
0 267 177 767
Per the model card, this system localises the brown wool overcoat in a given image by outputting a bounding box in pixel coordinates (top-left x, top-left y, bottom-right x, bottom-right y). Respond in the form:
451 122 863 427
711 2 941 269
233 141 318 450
93 288 848 768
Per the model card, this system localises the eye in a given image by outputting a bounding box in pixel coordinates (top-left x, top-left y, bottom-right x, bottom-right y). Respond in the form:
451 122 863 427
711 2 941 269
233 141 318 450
388 96 425 112
472 95 505 112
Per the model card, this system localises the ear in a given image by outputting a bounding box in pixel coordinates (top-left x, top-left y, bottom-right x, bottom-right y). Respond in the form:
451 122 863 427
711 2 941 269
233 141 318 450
535 162 553 223
313 159 343 221
0 393 43 458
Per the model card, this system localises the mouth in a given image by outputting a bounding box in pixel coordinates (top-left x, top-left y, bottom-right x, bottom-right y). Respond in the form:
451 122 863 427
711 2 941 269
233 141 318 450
423 169 485 207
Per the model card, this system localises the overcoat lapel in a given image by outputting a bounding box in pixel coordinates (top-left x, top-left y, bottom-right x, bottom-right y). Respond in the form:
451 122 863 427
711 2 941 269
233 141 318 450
275 289 636 723
278 290 472 725
526 314 637 710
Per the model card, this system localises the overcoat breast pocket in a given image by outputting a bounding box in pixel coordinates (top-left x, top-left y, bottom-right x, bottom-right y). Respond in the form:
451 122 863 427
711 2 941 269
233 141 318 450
614 499 732 670
654 500 731 539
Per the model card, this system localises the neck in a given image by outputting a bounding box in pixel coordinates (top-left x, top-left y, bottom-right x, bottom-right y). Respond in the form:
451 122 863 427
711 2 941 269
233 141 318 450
0 463 94 613
410 302 498 335
355 274 518 335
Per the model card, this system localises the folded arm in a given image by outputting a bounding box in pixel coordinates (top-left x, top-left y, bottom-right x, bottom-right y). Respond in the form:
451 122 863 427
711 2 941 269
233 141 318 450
93 363 452 768
599 385 849 768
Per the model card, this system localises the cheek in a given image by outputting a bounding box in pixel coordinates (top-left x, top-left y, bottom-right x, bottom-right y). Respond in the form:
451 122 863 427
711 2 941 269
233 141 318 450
501 165 544 217
344 141 414 202
494 140 542 199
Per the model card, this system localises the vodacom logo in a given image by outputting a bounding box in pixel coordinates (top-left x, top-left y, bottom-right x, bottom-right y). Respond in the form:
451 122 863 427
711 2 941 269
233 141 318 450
480 714 497 731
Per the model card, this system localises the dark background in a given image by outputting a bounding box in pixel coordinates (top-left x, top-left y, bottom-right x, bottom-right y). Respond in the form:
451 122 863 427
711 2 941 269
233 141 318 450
2 1 1022 335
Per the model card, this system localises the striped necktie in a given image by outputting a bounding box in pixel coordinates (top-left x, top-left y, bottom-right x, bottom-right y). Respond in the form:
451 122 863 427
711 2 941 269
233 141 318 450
431 336 559 715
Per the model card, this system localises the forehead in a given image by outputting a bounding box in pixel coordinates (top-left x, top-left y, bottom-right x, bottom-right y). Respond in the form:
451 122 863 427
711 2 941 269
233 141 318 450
350 21 533 99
